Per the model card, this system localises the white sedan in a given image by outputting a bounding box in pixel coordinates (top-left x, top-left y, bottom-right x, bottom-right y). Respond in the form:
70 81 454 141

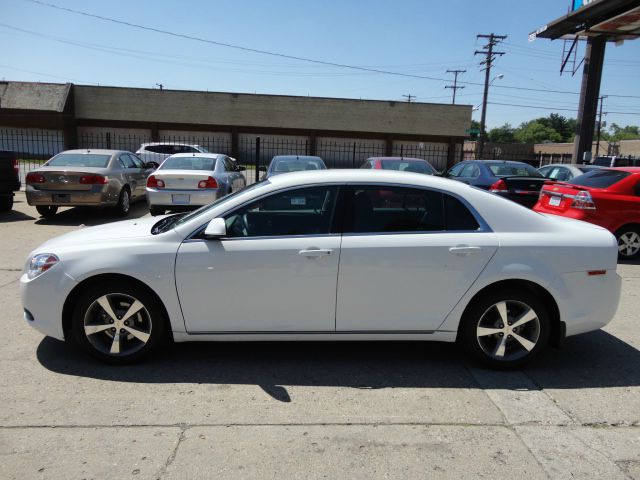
20 170 621 368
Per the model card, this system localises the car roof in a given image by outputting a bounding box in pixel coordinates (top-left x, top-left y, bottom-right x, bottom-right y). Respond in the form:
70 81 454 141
271 155 323 161
480 160 532 166
609 167 640 173
140 142 202 147
368 157 429 162
165 153 222 159
57 149 126 155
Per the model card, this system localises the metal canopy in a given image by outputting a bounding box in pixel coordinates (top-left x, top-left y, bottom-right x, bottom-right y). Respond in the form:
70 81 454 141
531 0 640 41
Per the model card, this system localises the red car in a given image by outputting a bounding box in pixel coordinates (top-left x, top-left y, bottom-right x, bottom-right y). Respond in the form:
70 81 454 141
534 167 640 259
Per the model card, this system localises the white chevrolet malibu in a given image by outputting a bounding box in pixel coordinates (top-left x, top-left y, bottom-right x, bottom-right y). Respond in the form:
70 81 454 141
21 170 621 368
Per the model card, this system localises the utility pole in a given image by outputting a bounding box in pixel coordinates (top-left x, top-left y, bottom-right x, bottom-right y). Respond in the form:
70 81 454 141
445 69 466 104
402 94 415 102
595 95 607 157
475 33 506 159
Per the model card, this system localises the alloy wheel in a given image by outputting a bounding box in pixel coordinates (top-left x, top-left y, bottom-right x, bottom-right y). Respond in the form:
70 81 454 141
618 231 640 258
83 293 152 356
476 300 541 362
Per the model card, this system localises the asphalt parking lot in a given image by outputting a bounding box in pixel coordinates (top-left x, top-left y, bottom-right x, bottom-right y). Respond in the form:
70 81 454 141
1 191 639 479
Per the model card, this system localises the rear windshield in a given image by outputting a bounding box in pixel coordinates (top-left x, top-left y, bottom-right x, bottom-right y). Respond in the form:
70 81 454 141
271 158 325 172
593 157 613 167
488 164 541 177
47 153 111 168
381 160 434 174
160 156 216 171
571 169 631 188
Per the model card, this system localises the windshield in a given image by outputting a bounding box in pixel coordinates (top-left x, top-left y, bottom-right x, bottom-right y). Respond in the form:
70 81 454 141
489 164 542 177
570 169 630 188
47 153 111 168
271 158 325 173
152 180 268 234
380 160 434 174
160 156 216 171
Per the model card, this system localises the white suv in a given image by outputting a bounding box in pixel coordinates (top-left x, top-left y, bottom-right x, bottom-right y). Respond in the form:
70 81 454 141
136 143 210 164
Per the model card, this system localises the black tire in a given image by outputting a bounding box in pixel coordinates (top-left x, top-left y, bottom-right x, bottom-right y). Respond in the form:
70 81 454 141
36 205 58 217
0 195 13 212
615 226 640 260
458 288 550 369
114 187 131 217
149 206 164 216
70 280 167 364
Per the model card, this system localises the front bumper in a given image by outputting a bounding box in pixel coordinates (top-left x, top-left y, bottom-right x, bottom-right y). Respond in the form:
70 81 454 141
20 266 78 341
146 188 221 208
26 185 119 207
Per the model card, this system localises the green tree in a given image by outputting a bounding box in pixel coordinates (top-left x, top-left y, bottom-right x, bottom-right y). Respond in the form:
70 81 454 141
513 120 563 144
487 123 516 143
608 123 640 141
536 113 575 143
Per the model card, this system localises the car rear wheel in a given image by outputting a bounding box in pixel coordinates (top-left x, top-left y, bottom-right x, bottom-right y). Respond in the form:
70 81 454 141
616 226 640 260
149 206 164 216
71 281 167 364
36 205 58 217
459 288 549 369
0 195 13 211
115 188 130 216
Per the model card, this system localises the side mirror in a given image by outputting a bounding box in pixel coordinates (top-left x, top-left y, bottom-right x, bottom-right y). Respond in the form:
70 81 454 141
203 218 226 239
259 166 267 172
145 161 159 170
236 165 246 171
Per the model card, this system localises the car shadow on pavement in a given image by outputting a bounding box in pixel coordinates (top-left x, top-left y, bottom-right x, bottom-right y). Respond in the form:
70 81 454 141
0 210 36 223
33 201 149 227
36 329 640 401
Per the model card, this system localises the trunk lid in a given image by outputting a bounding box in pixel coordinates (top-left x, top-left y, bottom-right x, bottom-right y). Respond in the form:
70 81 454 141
152 170 215 190
29 167 109 191
497 176 547 194
538 182 592 212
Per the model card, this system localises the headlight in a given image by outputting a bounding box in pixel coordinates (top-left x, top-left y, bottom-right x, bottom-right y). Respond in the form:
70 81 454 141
28 254 59 279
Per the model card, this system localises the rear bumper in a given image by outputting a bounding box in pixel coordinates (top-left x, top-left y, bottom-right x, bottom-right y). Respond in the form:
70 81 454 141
146 188 221 207
25 185 119 207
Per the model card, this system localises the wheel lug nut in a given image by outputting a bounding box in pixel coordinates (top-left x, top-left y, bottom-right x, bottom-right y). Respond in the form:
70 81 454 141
124 321 129 326
508 322 512 326
111 328 116 332
507 335 512 339
499 324 504 328
109 319 114 324
499 333 504 337
120 329 125 333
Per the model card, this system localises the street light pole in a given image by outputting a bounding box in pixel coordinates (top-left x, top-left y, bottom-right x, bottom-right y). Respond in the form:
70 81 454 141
595 95 607 158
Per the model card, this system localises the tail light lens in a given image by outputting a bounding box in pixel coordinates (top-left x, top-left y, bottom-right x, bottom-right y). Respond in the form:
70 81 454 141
26 173 46 184
79 175 108 184
198 176 218 189
571 190 596 210
489 179 507 192
147 175 165 189
12 158 19 176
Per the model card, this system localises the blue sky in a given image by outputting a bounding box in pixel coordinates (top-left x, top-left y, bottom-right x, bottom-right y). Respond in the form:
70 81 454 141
1 0 639 129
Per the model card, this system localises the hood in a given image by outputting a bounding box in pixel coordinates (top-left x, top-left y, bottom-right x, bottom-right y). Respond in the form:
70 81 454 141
36 216 162 251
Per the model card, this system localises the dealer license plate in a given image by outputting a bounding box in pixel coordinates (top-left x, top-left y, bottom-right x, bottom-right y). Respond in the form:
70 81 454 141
172 194 190 204
549 196 561 207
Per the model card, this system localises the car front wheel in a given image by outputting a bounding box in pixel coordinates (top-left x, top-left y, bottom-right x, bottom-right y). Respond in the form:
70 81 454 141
71 281 167 364
459 288 549 369
616 226 640 260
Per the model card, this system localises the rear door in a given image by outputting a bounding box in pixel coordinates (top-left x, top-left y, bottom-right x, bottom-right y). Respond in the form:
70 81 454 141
336 185 498 332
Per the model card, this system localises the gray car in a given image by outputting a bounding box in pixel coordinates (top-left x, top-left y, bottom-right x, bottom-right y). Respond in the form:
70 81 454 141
25 149 157 218
261 155 326 180
145 153 246 216
538 163 602 182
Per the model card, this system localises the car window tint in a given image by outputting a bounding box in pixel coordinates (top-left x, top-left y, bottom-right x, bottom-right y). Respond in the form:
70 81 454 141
223 157 234 171
635 180 640 197
160 156 216 170
360 161 373 169
119 154 136 168
47 153 111 168
571 170 631 188
348 186 444 233
224 186 339 237
445 195 480 231
380 160 433 174
538 166 551 177
460 164 479 178
129 154 144 168
489 164 541 177
447 163 465 177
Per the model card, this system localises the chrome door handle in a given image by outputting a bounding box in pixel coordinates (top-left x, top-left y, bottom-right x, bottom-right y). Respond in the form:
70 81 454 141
449 246 482 256
299 248 333 257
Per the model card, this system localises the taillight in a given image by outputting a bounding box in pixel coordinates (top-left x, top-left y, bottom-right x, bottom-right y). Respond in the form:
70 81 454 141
198 176 218 189
79 175 108 184
571 190 596 210
12 158 19 176
147 175 165 189
538 188 548 202
489 179 507 192
26 173 46 184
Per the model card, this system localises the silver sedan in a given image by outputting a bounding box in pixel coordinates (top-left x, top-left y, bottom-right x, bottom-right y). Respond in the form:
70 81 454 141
145 153 246 216
25 149 157 217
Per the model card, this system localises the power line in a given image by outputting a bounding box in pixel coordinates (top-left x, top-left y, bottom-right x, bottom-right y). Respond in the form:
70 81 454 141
488 101 640 115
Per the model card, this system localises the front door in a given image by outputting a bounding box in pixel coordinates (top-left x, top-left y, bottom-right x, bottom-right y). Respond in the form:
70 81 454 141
175 185 343 332
336 185 498 332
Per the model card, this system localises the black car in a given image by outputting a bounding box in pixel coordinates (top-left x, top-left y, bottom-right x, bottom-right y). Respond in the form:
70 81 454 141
445 160 546 208
0 150 21 211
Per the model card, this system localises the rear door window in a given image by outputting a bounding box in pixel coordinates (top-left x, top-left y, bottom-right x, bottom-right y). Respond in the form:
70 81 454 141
460 164 479 178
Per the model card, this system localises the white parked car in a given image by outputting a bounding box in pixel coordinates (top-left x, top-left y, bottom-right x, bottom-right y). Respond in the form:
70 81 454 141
146 153 246 216
136 143 210 164
21 170 621 368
